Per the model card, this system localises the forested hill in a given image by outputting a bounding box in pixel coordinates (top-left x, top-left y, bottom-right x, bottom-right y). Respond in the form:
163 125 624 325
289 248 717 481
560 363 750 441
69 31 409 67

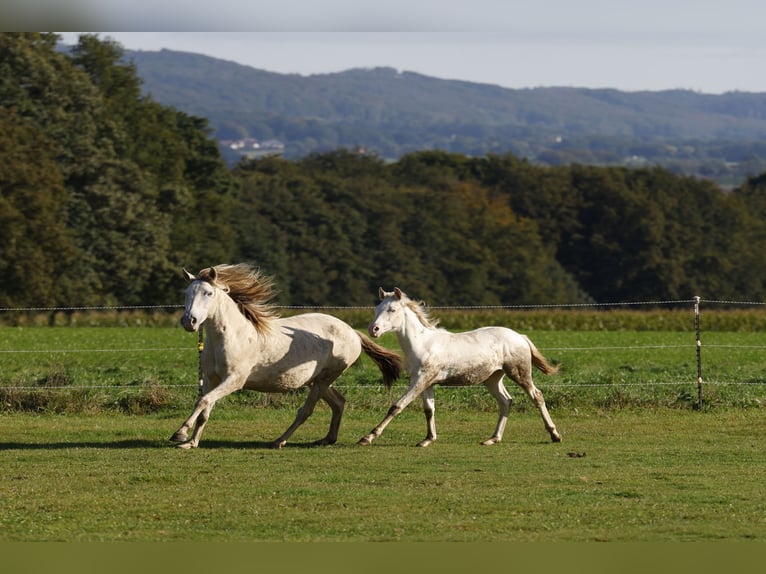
4 33 766 311
125 48 766 185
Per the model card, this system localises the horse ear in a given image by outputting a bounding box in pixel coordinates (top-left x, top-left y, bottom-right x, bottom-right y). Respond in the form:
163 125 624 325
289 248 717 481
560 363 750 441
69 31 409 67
182 268 196 282
378 287 386 300
393 287 404 300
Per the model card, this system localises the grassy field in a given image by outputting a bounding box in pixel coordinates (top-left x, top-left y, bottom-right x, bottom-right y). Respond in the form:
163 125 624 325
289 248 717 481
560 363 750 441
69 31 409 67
1 408 764 542
1 321 764 412
0 314 764 542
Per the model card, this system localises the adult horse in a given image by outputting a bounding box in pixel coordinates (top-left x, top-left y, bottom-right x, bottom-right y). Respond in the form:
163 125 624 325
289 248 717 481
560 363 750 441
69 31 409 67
359 287 562 447
171 264 402 449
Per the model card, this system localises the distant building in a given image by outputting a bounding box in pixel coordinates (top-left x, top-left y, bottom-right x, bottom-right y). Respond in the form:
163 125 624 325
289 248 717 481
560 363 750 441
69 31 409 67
220 137 284 159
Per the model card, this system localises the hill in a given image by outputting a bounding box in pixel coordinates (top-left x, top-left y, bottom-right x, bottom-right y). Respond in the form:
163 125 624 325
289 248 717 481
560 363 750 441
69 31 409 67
126 48 766 185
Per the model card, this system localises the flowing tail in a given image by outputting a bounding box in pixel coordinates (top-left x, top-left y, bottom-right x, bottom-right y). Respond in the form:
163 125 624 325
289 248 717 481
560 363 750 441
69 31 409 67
357 332 403 388
524 335 560 375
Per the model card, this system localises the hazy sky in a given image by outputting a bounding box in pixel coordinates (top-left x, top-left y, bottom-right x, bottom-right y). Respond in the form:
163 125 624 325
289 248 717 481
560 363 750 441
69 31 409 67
37 0 766 94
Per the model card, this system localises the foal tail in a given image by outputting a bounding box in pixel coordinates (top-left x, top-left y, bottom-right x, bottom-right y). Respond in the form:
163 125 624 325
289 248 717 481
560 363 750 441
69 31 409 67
524 335 560 375
358 333 403 389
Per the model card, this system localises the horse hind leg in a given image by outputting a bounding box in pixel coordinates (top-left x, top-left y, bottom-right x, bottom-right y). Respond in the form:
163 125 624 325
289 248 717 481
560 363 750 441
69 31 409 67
517 375 561 443
313 385 346 447
481 371 512 445
416 386 437 447
272 383 324 449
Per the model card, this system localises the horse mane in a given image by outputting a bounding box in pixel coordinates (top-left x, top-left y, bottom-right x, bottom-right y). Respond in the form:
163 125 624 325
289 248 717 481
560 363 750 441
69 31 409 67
198 263 278 334
403 296 440 329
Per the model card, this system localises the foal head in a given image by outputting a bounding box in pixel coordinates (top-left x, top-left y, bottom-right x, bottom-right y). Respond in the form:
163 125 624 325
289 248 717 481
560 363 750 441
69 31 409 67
368 287 438 337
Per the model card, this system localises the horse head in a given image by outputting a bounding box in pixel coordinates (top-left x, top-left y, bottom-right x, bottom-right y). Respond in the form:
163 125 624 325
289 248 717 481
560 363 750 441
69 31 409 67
180 267 219 332
368 287 406 337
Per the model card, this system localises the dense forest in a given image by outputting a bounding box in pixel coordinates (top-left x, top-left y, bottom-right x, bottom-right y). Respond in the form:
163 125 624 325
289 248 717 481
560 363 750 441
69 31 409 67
2 33 766 310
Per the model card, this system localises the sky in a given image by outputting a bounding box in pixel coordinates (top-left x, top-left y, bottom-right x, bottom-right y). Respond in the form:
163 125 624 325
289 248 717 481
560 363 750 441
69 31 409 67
11 0 766 94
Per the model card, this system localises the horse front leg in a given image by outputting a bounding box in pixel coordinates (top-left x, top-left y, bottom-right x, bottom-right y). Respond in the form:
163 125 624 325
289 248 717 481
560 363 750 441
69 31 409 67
358 376 434 446
170 377 212 444
170 373 245 449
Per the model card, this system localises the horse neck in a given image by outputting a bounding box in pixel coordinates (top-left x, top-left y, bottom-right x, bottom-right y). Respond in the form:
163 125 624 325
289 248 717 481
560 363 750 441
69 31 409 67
205 289 257 341
395 306 433 358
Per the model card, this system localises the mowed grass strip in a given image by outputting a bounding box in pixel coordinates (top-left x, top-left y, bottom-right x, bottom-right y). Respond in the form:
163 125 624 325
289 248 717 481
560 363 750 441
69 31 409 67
1 408 764 542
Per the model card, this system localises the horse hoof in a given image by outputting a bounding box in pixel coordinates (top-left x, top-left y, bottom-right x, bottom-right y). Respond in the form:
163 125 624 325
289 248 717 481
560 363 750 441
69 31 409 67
169 431 187 443
176 441 195 449
480 438 500 446
312 438 335 447
416 439 434 447
357 436 372 446
551 433 563 443
271 440 286 450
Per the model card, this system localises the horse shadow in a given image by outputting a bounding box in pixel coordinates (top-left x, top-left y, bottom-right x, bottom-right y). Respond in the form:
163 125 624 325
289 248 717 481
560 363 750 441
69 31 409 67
0 439 336 451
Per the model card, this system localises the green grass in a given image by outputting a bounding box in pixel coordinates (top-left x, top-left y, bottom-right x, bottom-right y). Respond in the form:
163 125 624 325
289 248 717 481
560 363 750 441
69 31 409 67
1 409 764 542
1 314 764 544
1 325 765 413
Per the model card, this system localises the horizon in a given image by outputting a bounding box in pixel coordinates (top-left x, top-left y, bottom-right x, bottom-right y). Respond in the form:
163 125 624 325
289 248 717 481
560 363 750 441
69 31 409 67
52 14 766 96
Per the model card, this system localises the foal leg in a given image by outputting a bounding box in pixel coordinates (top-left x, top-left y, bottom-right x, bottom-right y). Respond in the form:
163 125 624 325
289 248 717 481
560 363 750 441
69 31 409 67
417 386 437 447
513 370 561 443
358 375 435 446
481 371 512 445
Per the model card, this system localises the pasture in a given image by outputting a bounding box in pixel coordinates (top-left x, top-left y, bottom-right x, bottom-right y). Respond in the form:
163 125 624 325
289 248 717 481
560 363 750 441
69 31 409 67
1 310 765 541
1 409 764 542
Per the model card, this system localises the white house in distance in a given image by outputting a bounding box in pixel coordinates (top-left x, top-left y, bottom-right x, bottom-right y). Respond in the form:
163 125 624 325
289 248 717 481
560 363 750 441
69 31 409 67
220 137 285 158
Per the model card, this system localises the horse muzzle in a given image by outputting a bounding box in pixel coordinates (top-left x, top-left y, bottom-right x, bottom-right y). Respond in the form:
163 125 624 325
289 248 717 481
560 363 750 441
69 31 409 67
368 323 381 338
181 313 199 332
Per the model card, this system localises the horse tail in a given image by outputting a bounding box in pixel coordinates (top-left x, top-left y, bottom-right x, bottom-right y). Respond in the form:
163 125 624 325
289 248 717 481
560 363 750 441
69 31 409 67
357 332 403 389
524 335 560 375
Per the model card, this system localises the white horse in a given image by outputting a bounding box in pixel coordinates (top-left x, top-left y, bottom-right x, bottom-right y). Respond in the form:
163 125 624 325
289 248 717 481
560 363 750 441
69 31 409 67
171 264 402 449
359 288 562 447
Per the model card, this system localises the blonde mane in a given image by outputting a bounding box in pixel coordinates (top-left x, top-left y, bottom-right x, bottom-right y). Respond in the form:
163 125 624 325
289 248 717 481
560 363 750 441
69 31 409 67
198 263 278 334
404 297 440 329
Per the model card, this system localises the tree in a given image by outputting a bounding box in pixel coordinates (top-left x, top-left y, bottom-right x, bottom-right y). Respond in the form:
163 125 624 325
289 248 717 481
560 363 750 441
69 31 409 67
0 108 78 306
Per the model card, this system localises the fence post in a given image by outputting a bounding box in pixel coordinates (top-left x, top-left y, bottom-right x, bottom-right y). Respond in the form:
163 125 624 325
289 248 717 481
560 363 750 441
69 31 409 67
197 325 205 399
694 296 702 410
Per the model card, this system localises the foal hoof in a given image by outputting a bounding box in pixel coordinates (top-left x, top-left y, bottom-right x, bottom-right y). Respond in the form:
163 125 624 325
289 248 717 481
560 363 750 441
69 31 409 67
480 437 501 446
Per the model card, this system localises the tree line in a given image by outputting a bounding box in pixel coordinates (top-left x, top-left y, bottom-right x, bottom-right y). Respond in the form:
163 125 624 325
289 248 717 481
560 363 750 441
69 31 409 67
2 33 765 310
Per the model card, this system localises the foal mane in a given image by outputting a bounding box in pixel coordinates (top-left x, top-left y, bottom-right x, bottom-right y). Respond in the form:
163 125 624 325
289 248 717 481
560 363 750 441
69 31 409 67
403 296 440 329
198 263 278 334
